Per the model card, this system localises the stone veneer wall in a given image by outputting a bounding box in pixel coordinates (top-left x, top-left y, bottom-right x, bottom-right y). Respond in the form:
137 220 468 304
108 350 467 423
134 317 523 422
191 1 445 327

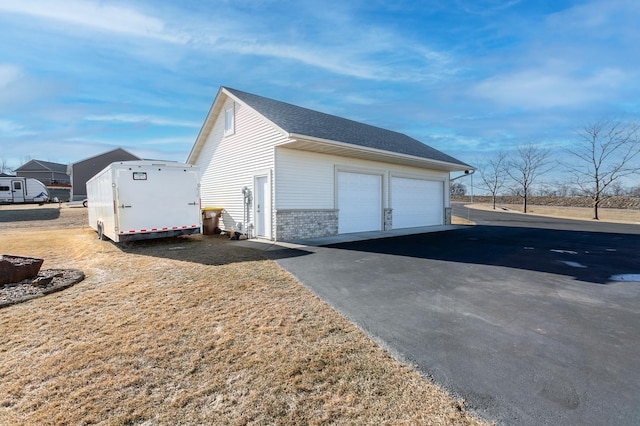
383 208 393 230
275 209 338 241
444 207 452 224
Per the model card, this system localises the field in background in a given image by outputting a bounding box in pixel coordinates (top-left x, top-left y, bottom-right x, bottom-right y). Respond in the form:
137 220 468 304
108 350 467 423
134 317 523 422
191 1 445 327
463 202 640 224
453 195 640 210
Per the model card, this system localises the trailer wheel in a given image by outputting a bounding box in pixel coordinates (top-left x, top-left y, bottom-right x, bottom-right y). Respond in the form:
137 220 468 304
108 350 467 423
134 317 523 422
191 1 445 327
97 222 104 240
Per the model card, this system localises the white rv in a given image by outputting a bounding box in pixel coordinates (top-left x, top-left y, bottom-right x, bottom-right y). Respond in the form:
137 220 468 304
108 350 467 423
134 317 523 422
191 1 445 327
86 161 201 242
0 177 50 204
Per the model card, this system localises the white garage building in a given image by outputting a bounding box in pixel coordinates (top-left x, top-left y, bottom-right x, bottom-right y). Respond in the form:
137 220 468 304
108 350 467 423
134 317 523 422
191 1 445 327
187 87 472 241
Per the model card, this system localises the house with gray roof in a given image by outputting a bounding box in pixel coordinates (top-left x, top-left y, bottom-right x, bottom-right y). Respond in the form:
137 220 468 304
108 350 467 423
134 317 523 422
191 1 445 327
16 159 71 201
16 160 69 186
188 86 472 241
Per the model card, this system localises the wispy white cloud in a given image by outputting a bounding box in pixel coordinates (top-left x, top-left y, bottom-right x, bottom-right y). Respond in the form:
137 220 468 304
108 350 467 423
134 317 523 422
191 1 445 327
0 63 61 110
467 0 640 111
216 40 388 81
0 64 20 88
212 28 455 83
139 137 195 146
0 0 454 83
472 67 628 109
546 0 640 38
170 1 457 83
0 119 35 137
85 114 200 128
454 0 522 15
0 0 188 43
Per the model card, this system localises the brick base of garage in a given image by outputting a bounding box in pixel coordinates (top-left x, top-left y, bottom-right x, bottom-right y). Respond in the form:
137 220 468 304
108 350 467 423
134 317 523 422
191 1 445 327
275 209 339 241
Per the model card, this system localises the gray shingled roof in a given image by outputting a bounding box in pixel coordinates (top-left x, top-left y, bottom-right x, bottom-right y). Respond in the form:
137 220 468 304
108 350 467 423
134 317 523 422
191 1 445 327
224 87 470 168
16 160 67 172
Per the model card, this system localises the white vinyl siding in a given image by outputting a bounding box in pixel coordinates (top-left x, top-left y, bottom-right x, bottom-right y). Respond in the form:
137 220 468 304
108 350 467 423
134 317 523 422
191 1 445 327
194 97 285 233
391 177 444 228
274 148 449 211
274 148 335 209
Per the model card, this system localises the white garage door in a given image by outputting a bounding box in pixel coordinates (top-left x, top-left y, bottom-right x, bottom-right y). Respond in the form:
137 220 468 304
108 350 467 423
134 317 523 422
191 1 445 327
338 172 382 234
392 177 443 229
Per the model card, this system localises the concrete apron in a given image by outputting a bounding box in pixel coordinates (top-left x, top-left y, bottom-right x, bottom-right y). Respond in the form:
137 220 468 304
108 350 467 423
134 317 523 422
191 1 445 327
238 224 465 249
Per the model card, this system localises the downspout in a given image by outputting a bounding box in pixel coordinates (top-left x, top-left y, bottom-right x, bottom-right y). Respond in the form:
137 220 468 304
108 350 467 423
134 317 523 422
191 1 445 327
450 169 475 203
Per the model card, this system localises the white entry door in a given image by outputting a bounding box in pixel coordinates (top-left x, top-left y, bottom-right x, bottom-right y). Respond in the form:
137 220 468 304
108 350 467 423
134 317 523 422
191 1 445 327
391 177 443 228
337 171 382 234
255 175 271 238
12 181 24 203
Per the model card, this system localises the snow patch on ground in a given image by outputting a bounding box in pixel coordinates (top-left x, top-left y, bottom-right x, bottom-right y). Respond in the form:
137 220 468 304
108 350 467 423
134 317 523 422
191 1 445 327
609 274 640 282
551 249 578 255
560 261 587 268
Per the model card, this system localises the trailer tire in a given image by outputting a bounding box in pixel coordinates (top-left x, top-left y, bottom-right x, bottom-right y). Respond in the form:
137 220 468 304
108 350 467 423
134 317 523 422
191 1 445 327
97 222 104 240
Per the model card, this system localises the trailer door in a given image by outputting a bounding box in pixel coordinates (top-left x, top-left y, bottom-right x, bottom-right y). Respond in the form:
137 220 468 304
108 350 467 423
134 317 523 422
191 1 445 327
11 181 24 203
114 167 199 234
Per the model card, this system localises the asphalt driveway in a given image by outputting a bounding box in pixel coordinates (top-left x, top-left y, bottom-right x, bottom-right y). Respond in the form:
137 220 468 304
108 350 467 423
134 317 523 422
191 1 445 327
266 205 640 425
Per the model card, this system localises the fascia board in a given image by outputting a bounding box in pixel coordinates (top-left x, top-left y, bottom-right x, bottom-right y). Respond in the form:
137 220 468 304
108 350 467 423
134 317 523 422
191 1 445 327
288 133 474 172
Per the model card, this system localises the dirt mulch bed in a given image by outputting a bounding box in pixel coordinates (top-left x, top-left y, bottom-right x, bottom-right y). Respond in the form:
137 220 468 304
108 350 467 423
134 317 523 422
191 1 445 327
1 269 85 308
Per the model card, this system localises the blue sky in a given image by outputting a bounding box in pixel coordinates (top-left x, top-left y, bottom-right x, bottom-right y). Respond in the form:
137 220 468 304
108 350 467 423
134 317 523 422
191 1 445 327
1 0 639 184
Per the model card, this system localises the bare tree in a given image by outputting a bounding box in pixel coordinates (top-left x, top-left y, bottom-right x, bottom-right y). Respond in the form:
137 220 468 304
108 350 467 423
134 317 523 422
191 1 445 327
479 151 507 209
566 119 640 220
607 181 626 196
1 159 14 175
450 182 466 196
506 144 552 213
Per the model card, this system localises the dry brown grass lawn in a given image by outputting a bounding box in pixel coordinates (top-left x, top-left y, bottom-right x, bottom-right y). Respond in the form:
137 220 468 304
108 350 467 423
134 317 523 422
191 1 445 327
451 216 474 225
0 205 487 425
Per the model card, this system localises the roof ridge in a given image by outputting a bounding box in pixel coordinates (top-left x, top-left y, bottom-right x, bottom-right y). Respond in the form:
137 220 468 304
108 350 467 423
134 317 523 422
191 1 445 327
223 87 409 139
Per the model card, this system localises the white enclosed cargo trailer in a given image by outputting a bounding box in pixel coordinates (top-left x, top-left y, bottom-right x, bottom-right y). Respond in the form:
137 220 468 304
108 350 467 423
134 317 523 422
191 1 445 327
86 161 201 242
0 177 50 204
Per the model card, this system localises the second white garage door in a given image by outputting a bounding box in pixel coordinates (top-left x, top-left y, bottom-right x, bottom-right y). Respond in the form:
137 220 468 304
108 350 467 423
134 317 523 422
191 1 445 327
391 177 443 229
338 172 382 234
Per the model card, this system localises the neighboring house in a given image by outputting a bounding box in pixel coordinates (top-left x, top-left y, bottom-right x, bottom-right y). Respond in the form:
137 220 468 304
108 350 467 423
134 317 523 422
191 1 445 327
16 160 70 185
187 87 472 241
70 148 140 201
16 160 71 201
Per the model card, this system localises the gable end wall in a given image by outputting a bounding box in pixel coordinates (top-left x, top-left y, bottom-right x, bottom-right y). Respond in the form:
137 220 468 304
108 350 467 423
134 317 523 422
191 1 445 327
193 97 286 237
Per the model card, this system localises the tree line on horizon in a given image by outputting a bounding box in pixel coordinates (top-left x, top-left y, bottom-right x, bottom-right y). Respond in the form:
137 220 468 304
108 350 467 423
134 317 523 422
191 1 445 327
451 119 640 220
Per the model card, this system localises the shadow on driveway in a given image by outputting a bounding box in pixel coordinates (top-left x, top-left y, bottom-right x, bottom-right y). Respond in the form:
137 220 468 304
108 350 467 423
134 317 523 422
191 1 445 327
323 226 640 285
